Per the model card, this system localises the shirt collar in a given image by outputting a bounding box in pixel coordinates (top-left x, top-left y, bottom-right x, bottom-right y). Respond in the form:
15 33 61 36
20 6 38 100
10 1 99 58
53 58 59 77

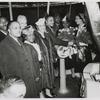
9 34 21 46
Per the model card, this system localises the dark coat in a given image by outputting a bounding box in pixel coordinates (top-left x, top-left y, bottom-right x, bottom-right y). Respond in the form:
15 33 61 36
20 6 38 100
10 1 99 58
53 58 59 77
75 27 92 72
34 31 54 89
0 30 7 42
0 35 41 98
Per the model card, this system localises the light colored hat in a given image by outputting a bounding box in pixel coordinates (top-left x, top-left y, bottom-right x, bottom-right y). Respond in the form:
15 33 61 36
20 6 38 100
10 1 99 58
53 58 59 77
22 25 34 36
35 18 45 26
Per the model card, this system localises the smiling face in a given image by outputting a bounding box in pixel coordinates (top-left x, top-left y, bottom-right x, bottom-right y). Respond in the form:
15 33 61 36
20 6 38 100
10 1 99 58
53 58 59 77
46 16 54 27
0 17 8 30
8 22 21 38
17 15 27 30
75 16 83 25
55 15 60 24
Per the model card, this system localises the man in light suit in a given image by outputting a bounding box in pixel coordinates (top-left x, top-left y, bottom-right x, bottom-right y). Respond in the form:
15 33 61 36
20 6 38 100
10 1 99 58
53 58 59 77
0 21 41 98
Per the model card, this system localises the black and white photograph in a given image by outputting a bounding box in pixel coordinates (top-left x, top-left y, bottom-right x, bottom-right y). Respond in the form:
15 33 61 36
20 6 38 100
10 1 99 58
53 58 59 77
0 0 100 98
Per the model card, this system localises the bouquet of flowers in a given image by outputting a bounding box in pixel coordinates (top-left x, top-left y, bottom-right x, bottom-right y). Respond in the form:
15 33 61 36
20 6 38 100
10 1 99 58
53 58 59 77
58 27 77 42
57 26 91 62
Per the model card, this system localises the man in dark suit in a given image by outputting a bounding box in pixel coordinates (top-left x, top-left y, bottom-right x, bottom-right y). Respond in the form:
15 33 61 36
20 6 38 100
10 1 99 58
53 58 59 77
0 21 41 98
0 17 8 79
0 16 8 42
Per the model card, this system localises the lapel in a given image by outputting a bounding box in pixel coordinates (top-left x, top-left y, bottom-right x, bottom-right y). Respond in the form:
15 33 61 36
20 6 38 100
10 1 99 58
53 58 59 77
0 29 8 35
7 35 21 47
46 26 54 34
49 26 55 34
7 36 32 63
6 36 25 54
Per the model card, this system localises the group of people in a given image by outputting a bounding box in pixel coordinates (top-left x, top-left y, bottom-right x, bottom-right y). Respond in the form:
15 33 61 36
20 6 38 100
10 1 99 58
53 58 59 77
0 12 95 98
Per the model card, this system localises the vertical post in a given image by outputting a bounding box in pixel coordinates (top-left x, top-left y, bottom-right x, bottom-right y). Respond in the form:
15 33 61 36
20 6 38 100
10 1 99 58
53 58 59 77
68 4 71 19
37 4 39 19
47 2 50 15
0 8 1 16
59 58 68 94
8 2 13 21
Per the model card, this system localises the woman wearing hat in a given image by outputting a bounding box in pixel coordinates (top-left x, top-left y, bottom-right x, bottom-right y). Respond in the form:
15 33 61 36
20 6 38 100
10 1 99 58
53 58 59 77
34 18 55 98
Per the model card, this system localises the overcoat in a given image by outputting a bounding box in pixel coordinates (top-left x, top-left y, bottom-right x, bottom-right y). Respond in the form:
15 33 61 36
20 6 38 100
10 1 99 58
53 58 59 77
34 31 54 89
0 30 7 42
0 35 41 98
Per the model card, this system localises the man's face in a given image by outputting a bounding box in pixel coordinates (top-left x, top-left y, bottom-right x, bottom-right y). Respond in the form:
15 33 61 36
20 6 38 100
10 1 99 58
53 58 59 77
55 16 60 24
25 26 35 42
0 18 8 30
46 17 54 27
17 16 27 30
9 22 21 38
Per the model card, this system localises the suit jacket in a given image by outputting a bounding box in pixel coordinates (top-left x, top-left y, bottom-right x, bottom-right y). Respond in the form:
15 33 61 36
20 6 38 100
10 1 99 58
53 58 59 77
0 30 7 42
0 35 41 98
